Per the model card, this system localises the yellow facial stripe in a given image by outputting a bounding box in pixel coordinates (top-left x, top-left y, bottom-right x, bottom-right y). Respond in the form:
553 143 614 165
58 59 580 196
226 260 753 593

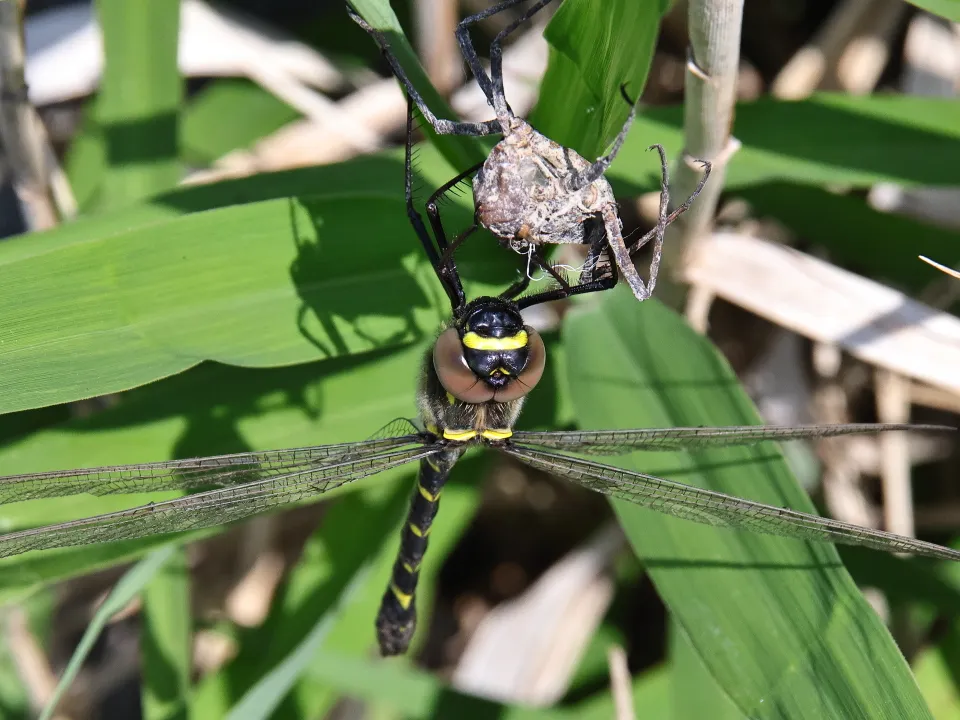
481 429 513 441
408 523 432 538
391 583 413 610
443 428 477 442
402 561 419 574
418 484 441 502
462 330 528 351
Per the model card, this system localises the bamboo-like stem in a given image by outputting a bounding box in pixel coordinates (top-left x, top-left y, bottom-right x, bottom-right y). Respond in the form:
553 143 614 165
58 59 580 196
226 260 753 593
663 0 744 305
0 0 68 229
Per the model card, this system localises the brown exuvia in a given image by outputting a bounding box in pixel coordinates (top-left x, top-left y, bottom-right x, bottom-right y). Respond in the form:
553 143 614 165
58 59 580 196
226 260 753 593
349 0 710 307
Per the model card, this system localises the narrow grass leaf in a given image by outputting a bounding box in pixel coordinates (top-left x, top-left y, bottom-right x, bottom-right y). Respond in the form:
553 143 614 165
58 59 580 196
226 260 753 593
189 477 413 718
346 0 486 170
95 0 182 208
224 562 373 720
181 80 300 165
38 546 178 720
606 95 960 195
141 546 191 720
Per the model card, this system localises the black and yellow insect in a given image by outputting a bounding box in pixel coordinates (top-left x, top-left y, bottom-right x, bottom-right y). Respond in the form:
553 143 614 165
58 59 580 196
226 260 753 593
0 112 955 658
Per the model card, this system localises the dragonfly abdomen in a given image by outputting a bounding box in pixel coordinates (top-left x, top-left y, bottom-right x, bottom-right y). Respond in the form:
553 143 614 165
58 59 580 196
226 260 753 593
376 447 463 656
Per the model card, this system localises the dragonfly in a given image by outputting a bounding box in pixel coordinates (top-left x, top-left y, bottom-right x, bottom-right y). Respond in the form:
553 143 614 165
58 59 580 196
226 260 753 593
0 102 956 658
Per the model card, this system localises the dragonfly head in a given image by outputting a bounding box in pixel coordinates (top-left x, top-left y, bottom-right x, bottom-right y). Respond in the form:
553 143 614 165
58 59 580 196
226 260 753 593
434 297 545 403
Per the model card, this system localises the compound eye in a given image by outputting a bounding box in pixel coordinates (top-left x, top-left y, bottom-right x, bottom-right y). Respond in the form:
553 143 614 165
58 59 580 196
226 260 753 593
494 326 546 402
433 328 495 403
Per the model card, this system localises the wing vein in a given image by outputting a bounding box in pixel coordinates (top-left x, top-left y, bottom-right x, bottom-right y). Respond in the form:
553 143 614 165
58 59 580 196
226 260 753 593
504 444 960 561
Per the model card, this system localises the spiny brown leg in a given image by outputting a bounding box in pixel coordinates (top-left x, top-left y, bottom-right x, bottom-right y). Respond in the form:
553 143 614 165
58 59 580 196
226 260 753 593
628 149 712 256
603 205 654 301
627 144 670 257
662 159 712 226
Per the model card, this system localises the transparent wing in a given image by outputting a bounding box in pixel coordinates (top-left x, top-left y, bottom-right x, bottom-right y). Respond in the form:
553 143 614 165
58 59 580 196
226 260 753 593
0 445 441 559
0 432 425 504
503 444 960 562
510 423 952 456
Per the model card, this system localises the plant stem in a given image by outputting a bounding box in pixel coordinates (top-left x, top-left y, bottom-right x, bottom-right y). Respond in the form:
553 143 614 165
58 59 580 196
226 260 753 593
662 0 744 300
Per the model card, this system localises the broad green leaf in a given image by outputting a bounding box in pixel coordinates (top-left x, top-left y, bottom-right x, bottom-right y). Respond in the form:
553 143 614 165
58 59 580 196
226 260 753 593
0 183 510 415
0 343 428 596
605 95 960 194
532 0 665 159
141 547 191 720
563 289 935 719
95 0 182 208
39 547 178 720
671 620 743 719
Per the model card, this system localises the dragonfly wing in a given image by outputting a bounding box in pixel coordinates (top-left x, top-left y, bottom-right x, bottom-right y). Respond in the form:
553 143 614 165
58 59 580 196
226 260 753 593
0 434 424 503
0 446 439 559
503 444 960 562
510 424 952 455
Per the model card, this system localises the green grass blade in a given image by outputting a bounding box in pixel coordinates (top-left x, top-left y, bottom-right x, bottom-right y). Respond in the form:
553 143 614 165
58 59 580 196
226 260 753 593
346 0 485 170
181 80 299 165
188 477 413 717
38 546 178 720
302 649 567 719
223 560 374 720
141 546 191 720
95 0 182 209
0 140 512 415
563 288 936 719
